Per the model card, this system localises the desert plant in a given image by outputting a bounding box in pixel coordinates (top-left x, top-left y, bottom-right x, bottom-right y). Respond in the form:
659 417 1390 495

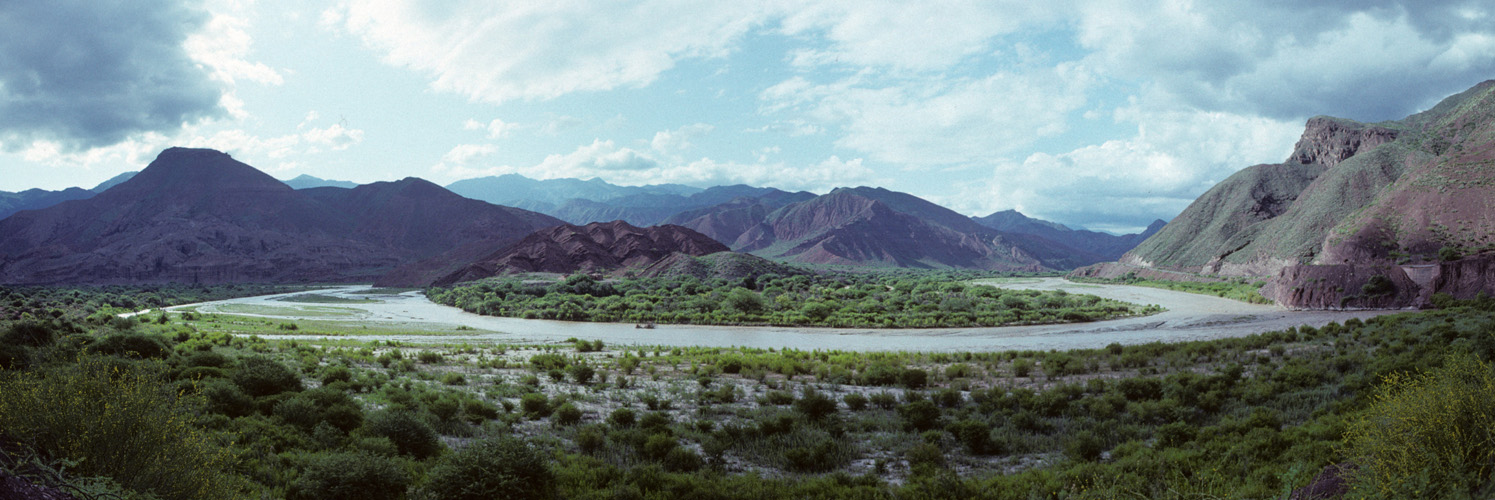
421 437 555 500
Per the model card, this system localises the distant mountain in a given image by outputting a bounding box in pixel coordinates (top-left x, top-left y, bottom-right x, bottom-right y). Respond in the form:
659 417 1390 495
0 172 143 221
445 174 700 213
284 174 358 190
668 186 1104 271
549 185 815 227
387 221 730 287
1086 79 1495 308
0 187 95 221
973 210 1165 260
91 171 138 193
0 147 561 284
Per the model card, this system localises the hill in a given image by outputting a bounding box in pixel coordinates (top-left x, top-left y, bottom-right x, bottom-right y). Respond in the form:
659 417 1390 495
394 221 731 287
1103 79 1495 308
0 148 560 284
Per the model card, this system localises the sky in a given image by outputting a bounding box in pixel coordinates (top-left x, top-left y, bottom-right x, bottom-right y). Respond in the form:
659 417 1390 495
1 1 1492 233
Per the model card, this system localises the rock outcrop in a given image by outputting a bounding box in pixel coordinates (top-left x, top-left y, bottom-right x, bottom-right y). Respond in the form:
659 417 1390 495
1108 79 1495 308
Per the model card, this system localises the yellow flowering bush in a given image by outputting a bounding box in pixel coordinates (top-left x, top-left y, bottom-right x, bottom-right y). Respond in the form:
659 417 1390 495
1345 353 1495 498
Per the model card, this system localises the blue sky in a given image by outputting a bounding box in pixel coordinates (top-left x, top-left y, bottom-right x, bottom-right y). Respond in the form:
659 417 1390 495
1 0 1492 233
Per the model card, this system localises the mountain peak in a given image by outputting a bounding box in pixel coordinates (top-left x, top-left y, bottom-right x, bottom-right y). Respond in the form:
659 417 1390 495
106 147 292 199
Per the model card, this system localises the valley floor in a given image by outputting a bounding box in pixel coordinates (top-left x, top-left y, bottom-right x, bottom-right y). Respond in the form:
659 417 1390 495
173 279 1398 351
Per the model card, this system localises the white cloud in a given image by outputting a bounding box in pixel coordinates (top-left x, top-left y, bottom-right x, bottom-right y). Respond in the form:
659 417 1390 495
778 0 1058 71
762 63 1094 167
185 14 284 86
464 118 520 139
650 123 714 154
950 105 1302 229
328 0 771 103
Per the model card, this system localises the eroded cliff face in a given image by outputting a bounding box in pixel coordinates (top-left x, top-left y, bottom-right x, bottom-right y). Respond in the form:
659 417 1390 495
1262 254 1495 309
1287 117 1401 168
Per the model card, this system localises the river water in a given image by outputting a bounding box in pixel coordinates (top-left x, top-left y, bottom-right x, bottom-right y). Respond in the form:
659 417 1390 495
176 279 1403 352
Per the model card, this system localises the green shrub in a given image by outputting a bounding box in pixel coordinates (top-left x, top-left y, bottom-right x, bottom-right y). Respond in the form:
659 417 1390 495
361 410 443 459
421 437 555 500
794 388 838 421
843 393 869 412
233 356 302 398
0 356 250 499
286 451 408 500
1346 353 1495 497
899 368 928 389
568 364 596 385
90 333 173 359
899 400 941 431
554 402 582 426
521 393 551 418
576 425 606 454
608 407 636 428
440 372 467 386
417 350 444 363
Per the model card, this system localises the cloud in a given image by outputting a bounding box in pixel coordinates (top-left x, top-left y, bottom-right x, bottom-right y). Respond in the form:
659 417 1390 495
762 63 1094 167
650 123 714 154
778 0 1059 71
1074 0 1495 121
185 13 284 86
328 0 770 103
434 139 882 192
0 0 226 151
949 106 1302 231
464 118 520 139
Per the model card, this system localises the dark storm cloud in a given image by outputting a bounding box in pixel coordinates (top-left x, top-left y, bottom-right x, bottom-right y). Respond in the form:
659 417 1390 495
0 0 224 151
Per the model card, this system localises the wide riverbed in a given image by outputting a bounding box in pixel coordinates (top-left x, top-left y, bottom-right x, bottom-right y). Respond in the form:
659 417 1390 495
175 279 1403 352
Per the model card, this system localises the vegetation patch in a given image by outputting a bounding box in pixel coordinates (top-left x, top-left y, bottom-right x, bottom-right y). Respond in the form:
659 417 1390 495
430 271 1155 328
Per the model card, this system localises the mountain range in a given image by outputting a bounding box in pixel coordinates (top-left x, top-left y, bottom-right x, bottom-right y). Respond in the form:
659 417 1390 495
1079 79 1495 308
0 148 562 284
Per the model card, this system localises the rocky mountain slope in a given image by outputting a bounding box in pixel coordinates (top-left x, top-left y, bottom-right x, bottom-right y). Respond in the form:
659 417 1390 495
392 221 730 287
0 148 560 284
1096 79 1495 308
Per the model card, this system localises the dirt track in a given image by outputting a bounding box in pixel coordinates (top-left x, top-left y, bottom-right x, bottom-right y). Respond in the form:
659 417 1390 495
179 279 1404 351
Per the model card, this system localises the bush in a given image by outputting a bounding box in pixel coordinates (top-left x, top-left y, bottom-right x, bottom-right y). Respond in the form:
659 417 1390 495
1064 430 1105 462
3 319 57 347
899 368 928 389
576 425 607 454
899 400 941 431
286 452 408 500
440 372 467 385
608 407 636 428
554 402 582 426
421 437 555 500
568 364 596 385
1346 353 1495 497
0 356 250 499
521 393 551 418
794 388 838 421
233 356 302 398
361 410 443 459
843 393 869 412
90 332 173 359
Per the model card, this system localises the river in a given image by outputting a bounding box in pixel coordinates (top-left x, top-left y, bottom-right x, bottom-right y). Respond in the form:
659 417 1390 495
172 279 1403 352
